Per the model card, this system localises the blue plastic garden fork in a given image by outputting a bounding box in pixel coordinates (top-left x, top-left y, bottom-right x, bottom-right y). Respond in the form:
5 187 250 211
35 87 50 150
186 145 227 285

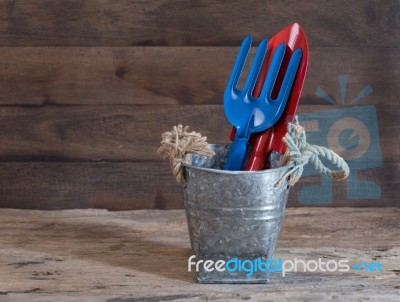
224 35 302 170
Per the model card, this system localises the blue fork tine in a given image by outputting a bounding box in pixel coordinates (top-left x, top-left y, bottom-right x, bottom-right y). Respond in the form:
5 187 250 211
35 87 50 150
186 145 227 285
261 44 286 104
243 39 269 94
257 46 303 130
275 48 302 106
225 35 252 95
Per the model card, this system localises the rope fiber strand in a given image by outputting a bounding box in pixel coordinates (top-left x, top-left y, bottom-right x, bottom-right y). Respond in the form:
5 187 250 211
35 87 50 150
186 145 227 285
275 116 350 187
157 125 215 184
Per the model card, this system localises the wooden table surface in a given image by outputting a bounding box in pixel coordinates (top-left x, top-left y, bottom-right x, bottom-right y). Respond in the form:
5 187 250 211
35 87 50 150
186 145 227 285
0 208 398 301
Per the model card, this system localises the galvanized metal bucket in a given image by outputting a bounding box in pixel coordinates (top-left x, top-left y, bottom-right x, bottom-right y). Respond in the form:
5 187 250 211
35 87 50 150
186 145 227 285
182 144 293 283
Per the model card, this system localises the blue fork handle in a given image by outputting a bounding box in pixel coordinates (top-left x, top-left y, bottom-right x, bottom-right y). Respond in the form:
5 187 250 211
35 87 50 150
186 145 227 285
224 137 249 170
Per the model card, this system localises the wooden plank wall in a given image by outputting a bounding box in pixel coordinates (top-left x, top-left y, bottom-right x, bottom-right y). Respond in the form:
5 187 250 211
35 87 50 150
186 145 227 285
0 0 398 209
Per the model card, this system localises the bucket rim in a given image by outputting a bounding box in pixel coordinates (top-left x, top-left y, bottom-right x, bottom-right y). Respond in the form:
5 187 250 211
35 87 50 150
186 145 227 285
182 143 294 175
182 161 294 175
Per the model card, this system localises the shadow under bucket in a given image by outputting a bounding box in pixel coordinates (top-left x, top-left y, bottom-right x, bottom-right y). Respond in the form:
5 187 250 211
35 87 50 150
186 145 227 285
182 144 293 283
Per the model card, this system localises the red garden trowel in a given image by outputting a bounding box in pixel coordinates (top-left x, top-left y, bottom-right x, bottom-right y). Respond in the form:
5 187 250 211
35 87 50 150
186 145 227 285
229 23 309 170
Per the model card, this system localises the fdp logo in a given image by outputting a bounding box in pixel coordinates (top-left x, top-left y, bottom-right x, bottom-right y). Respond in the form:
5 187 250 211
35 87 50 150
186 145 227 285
297 75 382 204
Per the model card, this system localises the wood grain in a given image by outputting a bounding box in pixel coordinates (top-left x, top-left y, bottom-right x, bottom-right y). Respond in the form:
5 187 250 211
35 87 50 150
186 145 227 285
0 0 398 210
0 161 182 210
0 105 230 162
289 162 400 207
0 104 396 163
0 0 399 47
0 47 398 105
0 208 398 301
0 161 397 210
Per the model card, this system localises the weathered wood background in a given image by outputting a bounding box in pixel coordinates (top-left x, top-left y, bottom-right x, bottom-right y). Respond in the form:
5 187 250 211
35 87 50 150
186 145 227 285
0 0 398 209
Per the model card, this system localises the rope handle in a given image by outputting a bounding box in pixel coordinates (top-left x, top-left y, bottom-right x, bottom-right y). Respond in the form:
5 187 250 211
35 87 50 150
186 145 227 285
275 116 350 187
157 125 215 184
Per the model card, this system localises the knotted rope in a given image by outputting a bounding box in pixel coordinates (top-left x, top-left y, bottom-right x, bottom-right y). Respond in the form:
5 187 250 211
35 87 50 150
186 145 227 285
275 116 350 187
157 125 215 184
